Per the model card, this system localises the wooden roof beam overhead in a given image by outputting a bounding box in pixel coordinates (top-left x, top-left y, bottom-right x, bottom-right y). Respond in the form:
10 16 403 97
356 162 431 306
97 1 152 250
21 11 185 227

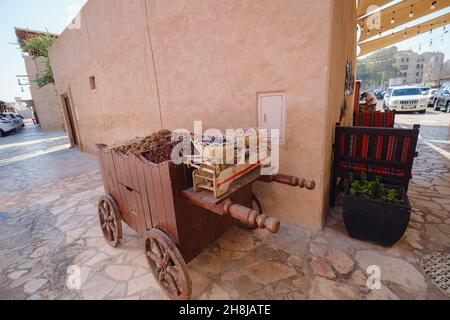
358 11 450 56
358 0 450 43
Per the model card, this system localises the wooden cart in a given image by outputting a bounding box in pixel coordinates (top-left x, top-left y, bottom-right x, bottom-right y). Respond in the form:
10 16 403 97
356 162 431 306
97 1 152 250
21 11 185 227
96 144 315 300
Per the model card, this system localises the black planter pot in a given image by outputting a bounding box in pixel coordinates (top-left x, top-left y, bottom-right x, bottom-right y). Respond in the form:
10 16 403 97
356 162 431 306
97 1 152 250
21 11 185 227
342 186 411 247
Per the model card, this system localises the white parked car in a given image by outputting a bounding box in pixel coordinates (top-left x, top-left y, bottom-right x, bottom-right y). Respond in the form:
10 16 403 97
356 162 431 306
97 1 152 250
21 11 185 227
383 87 394 108
0 115 17 137
426 89 438 107
2 113 24 129
384 86 428 114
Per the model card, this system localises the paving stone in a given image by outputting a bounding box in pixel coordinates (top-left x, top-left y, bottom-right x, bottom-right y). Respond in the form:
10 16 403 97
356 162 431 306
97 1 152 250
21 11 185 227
309 242 327 257
408 222 422 229
355 250 427 292
30 246 50 258
411 214 424 223
405 228 423 250
105 265 136 281
350 270 367 287
287 255 304 268
207 283 230 300
366 285 399 300
310 257 336 279
247 261 297 285
8 270 28 280
82 275 117 300
84 253 109 266
216 228 255 252
190 249 223 275
412 199 442 210
310 277 357 300
425 224 449 244
37 194 61 206
189 269 211 300
425 215 442 223
292 276 310 293
127 274 158 296
436 224 450 235
269 223 311 258
134 267 148 278
234 275 263 295
435 186 450 196
220 271 242 282
326 250 355 275
24 279 48 294
108 283 127 299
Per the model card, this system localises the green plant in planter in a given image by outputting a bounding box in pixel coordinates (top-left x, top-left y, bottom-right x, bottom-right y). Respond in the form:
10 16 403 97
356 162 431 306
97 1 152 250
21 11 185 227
347 173 402 205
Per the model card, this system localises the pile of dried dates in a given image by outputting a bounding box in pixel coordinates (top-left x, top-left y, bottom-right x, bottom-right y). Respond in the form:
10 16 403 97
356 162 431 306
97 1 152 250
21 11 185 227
111 129 179 163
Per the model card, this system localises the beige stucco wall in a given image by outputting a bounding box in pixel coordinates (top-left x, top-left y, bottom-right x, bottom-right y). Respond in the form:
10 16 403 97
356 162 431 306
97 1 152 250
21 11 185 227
24 56 64 132
49 0 356 231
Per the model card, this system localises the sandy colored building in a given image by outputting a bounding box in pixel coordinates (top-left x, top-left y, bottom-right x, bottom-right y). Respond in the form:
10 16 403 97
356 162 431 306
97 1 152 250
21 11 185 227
394 50 445 85
15 28 65 132
49 0 357 231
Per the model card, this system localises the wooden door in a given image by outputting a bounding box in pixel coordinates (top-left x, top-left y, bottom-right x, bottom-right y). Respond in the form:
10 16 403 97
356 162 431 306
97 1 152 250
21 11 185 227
62 94 79 147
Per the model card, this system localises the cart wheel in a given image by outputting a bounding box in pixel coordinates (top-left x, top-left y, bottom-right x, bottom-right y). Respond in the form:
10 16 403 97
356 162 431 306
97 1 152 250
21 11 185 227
98 195 122 248
237 192 264 230
144 228 192 300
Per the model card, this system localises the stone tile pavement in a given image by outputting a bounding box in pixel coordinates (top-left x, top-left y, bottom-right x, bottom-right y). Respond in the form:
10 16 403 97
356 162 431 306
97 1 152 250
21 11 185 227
1 112 449 300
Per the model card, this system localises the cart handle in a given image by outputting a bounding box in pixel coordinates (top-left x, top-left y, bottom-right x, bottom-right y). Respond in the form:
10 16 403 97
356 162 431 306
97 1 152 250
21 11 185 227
259 174 316 190
222 200 280 233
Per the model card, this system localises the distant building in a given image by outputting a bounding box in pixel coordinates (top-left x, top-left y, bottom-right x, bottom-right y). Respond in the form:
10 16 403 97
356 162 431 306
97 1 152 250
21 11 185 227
393 50 445 85
15 27 64 132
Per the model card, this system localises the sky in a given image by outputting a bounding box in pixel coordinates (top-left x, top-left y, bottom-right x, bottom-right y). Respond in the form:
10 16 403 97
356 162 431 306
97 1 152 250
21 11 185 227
0 0 87 102
0 0 449 102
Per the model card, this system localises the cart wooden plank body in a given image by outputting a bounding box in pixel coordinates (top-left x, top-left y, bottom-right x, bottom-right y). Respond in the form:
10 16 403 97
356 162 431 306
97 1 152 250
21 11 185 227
97 144 255 264
96 143 314 299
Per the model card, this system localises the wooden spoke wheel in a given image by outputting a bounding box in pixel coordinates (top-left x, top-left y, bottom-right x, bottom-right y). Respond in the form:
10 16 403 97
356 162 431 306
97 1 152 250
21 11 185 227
144 228 192 300
98 195 122 248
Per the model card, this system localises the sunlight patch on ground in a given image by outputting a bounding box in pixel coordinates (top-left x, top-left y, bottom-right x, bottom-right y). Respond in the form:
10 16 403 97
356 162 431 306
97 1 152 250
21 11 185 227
0 143 71 166
422 141 450 161
0 136 67 150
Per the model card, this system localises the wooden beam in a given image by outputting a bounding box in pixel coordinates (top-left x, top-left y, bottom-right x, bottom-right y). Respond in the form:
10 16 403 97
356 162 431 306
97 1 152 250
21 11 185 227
357 0 393 19
358 12 450 56
359 0 450 43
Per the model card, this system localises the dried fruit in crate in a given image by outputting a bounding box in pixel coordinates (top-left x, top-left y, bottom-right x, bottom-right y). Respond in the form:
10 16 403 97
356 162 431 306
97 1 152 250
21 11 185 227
111 129 173 156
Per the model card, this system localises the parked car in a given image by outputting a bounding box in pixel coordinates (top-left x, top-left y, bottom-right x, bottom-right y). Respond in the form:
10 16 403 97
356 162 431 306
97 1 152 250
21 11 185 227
433 84 450 112
383 87 394 108
426 89 438 107
373 89 384 100
384 86 428 114
420 86 432 94
2 113 24 129
0 115 17 137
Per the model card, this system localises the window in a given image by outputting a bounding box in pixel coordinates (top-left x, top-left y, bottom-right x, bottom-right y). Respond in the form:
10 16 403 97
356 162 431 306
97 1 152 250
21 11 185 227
89 76 96 90
392 88 422 96
401 58 405 62
406 58 409 62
